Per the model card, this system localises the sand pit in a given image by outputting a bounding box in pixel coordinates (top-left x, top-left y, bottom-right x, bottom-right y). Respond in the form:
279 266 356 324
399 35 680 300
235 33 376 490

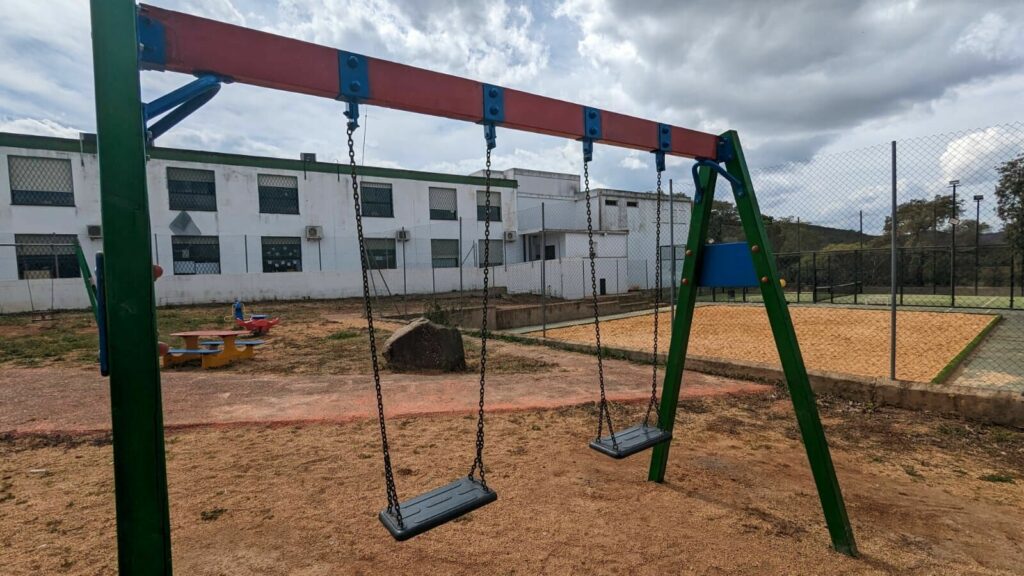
539 305 997 382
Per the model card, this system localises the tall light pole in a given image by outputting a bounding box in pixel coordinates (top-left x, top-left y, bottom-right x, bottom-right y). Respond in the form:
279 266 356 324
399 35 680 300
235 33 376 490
949 179 959 305
974 194 984 296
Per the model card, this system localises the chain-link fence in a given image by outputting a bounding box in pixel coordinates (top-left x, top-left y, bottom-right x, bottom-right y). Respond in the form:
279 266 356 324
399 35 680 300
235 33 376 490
2 123 1022 391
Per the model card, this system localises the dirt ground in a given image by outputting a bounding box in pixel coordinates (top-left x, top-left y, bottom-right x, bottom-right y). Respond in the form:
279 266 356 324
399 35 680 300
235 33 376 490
2 301 1021 574
2 397 1022 575
540 305 997 382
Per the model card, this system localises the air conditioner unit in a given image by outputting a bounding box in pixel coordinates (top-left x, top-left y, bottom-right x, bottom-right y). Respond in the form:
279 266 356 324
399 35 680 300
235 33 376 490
395 228 411 242
503 230 517 242
305 225 324 240
87 225 102 239
300 152 317 162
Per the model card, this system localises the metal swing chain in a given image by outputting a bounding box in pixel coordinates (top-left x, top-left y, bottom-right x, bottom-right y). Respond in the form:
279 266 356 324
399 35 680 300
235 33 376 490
644 169 664 427
468 145 493 488
586 160 617 447
347 121 402 525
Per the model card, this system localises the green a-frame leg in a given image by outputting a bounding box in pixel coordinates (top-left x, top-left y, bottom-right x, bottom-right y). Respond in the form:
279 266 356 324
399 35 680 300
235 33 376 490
647 131 857 557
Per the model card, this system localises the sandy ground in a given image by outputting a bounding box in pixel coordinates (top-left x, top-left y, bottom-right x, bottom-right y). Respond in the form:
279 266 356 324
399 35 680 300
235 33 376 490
540 305 996 382
2 397 1022 575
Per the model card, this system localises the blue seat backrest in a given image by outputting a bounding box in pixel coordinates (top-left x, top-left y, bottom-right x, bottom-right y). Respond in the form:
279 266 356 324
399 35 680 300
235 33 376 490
697 242 758 288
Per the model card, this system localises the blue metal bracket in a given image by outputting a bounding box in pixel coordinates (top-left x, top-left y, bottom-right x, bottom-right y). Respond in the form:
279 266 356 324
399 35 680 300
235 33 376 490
338 50 371 101
583 107 602 141
95 253 109 377
654 123 671 172
136 11 166 70
716 135 735 163
143 74 224 143
691 158 745 204
657 123 672 152
482 84 505 124
582 107 602 162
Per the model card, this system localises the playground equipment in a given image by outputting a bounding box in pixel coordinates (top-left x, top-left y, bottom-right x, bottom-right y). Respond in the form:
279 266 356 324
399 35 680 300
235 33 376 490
232 298 280 336
88 1 856 570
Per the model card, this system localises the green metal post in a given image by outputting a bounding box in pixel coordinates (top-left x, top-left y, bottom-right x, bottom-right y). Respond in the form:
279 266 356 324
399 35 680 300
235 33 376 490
90 1 174 573
721 131 857 556
648 165 718 481
648 131 856 557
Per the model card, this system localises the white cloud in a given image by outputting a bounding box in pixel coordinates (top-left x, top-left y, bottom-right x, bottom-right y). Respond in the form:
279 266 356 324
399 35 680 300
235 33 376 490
0 117 80 138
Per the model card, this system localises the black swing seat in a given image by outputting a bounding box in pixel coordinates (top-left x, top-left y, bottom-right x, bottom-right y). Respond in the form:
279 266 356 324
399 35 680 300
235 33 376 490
590 423 672 459
379 477 497 541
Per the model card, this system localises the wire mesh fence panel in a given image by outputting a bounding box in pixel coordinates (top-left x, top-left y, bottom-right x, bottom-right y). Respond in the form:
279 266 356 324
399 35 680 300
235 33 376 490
3 123 1022 390
894 123 1024 385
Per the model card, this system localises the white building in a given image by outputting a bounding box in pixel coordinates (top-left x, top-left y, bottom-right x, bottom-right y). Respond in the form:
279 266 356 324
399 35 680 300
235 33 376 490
0 132 690 312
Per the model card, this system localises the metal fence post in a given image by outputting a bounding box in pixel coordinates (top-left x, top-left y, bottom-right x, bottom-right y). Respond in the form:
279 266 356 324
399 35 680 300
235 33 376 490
669 178 676 318
890 140 897 381
458 216 464 295
401 229 408 315
541 202 546 336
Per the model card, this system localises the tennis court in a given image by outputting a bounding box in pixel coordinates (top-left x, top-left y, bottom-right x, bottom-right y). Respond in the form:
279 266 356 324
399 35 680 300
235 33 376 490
701 288 1018 309
539 304 998 382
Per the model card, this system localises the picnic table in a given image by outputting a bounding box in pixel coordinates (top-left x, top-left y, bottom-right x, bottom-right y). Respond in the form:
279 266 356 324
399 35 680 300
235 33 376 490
163 330 257 369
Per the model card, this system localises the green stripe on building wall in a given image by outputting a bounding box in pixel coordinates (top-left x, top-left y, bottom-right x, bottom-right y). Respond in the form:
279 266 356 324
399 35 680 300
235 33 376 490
0 132 518 189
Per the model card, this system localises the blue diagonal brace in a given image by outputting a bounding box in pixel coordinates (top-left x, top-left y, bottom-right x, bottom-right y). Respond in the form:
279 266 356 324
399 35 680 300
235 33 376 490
143 74 224 142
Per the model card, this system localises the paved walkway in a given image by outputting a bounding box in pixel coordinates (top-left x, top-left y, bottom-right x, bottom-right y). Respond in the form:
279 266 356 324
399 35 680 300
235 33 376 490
0 342 770 433
952 309 1024 393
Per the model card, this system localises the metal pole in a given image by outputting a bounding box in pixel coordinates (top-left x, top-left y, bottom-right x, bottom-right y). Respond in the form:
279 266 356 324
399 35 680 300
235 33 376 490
950 180 958 306
90 0 173 572
541 203 546 337
669 178 676 319
974 196 982 296
458 216 464 294
856 211 862 304
401 228 408 315
244 235 249 273
890 141 897 381
797 217 802 302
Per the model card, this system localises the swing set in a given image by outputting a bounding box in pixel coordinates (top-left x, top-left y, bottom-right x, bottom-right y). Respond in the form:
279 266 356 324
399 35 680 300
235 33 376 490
88 1 857 571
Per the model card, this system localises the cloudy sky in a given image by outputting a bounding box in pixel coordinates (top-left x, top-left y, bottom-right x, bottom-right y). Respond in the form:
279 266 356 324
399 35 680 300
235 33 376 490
1 0 1023 223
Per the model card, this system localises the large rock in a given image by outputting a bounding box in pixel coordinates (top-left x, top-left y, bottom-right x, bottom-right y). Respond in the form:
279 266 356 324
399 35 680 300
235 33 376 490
382 317 466 372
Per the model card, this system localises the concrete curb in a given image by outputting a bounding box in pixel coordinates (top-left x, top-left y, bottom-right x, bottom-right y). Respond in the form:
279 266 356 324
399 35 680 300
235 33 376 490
494 332 1024 429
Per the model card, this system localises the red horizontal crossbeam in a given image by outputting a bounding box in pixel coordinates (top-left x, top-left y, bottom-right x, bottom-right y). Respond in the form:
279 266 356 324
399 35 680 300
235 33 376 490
139 4 719 160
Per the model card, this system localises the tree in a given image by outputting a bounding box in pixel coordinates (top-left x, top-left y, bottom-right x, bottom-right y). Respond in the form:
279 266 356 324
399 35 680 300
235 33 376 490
708 200 742 243
883 194 961 246
995 154 1024 255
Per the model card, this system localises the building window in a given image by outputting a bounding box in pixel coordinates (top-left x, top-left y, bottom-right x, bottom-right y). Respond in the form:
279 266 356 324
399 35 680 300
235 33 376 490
171 235 221 274
431 239 459 268
168 167 217 211
429 187 457 220
365 238 397 269
261 236 302 272
361 182 393 217
14 234 80 279
604 199 618 206
8 156 75 206
477 239 504 267
476 190 501 222
626 201 638 207
258 174 299 214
